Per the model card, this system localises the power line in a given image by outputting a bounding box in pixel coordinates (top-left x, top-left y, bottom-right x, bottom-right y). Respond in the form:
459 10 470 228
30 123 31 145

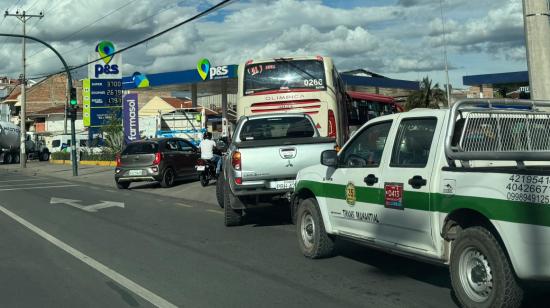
28 0 235 79
27 0 137 59
26 0 189 66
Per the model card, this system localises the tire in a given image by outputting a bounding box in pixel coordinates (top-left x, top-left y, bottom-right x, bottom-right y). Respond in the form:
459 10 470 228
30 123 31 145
4 153 13 164
450 226 523 308
223 184 243 226
40 152 50 162
116 181 130 189
216 173 225 208
160 168 176 188
296 198 335 259
199 173 209 187
12 153 20 164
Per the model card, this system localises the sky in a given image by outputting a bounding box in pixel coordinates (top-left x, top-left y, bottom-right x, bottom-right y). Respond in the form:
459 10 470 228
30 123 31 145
0 0 527 88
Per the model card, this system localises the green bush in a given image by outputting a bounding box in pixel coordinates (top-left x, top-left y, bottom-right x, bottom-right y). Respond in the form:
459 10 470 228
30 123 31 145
79 151 116 161
51 151 70 160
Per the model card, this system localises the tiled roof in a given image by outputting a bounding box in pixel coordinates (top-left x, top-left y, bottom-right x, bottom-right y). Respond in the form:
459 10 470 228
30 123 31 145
161 97 192 109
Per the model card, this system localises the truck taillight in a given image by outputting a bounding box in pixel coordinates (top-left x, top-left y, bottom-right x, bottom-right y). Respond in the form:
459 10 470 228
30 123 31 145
152 152 162 165
115 154 121 167
328 109 336 138
232 151 241 170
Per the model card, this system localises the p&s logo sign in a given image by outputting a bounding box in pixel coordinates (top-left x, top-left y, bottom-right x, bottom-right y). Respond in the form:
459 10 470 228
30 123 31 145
90 41 122 79
197 58 228 81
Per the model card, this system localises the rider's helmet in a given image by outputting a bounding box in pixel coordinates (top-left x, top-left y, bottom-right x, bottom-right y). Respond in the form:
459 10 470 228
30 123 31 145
203 132 212 140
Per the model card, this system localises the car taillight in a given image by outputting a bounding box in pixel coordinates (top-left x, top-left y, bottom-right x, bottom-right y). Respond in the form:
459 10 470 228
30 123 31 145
232 151 241 170
197 159 205 166
115 154 121 167
235 177 242 185
152 152 162 165
328 109 336 138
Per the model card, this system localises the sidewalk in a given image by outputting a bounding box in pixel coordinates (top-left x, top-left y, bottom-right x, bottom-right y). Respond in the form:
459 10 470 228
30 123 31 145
0 161 218 206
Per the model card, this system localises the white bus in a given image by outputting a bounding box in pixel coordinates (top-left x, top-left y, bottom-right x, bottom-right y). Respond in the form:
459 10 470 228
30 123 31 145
237 56 349 145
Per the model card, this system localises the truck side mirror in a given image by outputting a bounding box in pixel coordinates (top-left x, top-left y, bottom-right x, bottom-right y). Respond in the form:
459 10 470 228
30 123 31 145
321 150 338 168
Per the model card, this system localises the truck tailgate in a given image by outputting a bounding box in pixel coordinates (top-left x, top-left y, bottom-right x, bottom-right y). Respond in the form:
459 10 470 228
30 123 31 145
236 138 335 181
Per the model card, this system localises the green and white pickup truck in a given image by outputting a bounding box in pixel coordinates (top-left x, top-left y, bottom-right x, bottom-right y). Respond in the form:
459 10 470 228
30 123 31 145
292 99 550 307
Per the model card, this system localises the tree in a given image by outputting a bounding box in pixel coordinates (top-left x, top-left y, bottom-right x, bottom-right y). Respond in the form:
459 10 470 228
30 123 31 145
405 77 448 110
100 111 124 154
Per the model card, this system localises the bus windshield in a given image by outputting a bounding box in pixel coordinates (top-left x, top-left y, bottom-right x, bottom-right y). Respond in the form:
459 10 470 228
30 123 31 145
244 60 326 95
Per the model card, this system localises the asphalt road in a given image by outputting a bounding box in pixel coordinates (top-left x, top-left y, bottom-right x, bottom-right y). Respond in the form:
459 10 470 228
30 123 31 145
0 170 547 307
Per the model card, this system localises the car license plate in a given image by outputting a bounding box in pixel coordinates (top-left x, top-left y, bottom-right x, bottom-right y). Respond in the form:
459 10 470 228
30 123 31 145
196 166 205 171
270 180 296 190
128 169 143 176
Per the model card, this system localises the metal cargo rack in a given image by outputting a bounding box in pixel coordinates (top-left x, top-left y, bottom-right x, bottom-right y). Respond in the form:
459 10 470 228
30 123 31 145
445 99 550 165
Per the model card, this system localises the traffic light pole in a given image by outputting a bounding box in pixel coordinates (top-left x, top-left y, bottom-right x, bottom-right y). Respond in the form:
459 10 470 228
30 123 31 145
0 32 78 176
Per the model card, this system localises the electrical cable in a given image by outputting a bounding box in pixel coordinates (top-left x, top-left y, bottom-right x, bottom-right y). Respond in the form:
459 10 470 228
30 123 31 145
27 0 137 59
26 0 196 66
27 0 234 80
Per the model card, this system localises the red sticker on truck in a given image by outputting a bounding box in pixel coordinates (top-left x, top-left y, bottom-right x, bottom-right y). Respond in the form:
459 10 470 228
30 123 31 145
385 183 404 210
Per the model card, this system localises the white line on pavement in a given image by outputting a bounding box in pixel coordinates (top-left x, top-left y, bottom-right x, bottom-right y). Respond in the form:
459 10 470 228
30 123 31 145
176 203 193 208
0 204 178 308
0 181 70 188
0 178 46 183
206 209 223 215
0 185 79 191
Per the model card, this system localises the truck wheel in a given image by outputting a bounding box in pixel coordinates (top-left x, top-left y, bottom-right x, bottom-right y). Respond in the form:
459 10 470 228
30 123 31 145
4 153 13 164
40 152 50 161
450 226 523 308
216 173 224 208
223 185 243 226
296 198 335 259
12 153 20 164
116 181 130 189
160 168 175 188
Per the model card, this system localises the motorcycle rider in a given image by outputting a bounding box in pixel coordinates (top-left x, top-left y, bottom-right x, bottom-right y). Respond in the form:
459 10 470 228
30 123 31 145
199 132 222 175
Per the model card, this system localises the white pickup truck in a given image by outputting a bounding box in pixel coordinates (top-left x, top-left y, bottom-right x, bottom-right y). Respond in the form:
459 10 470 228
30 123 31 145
219 113 335 226
292 99 550 307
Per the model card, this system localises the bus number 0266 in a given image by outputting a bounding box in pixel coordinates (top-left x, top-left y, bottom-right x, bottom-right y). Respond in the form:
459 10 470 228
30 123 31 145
304 79 323 87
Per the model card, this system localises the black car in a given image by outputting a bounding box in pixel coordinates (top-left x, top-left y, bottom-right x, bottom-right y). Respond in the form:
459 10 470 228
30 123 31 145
115 138 200 189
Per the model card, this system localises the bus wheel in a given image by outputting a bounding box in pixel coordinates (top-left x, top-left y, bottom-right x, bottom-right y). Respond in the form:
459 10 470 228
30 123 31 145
450 226 523 308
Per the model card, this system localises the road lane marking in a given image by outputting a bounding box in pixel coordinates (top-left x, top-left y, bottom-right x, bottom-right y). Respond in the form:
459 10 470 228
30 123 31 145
0 178 46 183
0 184 79 191
50 198 125 212
0 181 70 188
207 209 223 215
176 203 193 208
0 204 178 308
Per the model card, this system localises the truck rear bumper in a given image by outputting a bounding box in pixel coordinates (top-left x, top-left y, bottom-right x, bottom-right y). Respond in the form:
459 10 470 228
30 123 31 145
230 179 295 197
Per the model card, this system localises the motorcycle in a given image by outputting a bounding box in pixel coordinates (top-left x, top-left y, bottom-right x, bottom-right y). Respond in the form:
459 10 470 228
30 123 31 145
196 158 217 187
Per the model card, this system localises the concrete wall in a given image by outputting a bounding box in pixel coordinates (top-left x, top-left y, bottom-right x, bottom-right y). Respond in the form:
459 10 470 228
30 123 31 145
45 114 85 135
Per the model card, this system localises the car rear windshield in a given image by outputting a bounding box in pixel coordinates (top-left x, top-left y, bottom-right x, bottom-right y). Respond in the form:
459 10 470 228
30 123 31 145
122 142 159 155
239 117 315 141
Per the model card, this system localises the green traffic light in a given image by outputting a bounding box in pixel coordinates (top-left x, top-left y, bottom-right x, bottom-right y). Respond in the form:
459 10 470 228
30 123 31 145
70 99 77 106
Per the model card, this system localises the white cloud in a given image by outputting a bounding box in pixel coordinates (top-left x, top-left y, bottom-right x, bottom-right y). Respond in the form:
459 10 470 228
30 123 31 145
0 0 529 87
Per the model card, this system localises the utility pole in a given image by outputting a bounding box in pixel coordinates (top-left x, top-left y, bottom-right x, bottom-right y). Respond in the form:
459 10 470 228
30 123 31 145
523 0 550 100
4 10 43 168
439 0 451 106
